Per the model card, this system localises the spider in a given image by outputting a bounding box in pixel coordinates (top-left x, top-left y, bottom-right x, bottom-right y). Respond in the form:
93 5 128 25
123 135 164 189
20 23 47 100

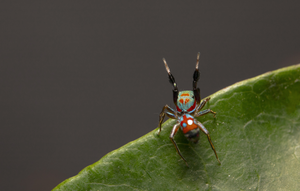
158 52 221 166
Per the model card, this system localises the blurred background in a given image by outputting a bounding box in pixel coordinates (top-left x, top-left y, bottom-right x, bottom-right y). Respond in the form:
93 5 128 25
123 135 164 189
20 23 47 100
1 1 300 190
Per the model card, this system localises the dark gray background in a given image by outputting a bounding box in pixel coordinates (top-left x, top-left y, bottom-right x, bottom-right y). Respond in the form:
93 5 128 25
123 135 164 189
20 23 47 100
1 1 300 190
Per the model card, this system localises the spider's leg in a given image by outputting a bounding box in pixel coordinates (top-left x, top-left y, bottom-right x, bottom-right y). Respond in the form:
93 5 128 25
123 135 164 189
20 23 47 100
195 109 216 118
193 52 201 105
170 123 189 166
163 58 179 106
196 120 221 164
158 105 176 135
195 97 211 112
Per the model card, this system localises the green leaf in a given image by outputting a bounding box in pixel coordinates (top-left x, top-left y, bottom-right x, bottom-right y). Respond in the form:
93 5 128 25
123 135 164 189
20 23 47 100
53 64 300 191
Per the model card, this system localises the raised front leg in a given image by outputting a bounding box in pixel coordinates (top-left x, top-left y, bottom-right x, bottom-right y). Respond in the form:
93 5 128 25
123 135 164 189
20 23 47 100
170 123 188 166
193 52 201 105
158 105 176 135
162 58 179 106
196 121 221 164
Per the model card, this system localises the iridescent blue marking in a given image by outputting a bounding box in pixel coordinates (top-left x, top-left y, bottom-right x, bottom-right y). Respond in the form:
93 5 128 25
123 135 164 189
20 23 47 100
182 123 187 128
184 114 193 119
166 112 176 118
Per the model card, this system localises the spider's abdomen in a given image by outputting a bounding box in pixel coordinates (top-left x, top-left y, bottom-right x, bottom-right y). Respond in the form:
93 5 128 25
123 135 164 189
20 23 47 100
180 114 200 143
176 91 196 112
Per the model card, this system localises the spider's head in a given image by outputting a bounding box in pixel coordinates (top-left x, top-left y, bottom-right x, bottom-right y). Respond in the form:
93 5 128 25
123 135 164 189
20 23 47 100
176 91 196 112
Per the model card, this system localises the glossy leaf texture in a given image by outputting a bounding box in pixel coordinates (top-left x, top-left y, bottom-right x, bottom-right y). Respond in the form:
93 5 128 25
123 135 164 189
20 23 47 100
53 64 300 191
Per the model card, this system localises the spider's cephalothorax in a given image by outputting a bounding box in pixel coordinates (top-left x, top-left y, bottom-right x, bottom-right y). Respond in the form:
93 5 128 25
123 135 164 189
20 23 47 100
176 91 196 112
158 53 221 166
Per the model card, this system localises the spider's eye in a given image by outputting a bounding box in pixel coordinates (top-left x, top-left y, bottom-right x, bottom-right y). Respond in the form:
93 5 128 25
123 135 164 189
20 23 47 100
192 96 195 98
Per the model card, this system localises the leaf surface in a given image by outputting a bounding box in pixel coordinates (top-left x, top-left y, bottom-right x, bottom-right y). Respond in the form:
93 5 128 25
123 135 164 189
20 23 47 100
53 64 300 191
